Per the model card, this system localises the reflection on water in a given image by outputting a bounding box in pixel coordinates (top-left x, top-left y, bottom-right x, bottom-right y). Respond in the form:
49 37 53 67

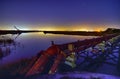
0 36 17 59
0 33 97 65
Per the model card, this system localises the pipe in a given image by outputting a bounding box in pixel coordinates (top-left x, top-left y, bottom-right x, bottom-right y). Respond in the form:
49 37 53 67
49 51 66 74
26 45 60 76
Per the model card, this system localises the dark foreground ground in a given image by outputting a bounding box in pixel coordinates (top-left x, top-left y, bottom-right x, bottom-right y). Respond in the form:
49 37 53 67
1 71 120 79
28 72 120 79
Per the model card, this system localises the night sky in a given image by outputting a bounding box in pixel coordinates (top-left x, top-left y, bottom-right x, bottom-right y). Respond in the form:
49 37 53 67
0 0 120 30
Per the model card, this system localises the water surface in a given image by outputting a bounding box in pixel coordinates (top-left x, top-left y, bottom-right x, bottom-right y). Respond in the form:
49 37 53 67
0 33 96 65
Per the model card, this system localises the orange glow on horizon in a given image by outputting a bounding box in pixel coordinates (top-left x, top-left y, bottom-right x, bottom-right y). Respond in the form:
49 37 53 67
0 24 110 32
38 26 106 32
38 27 106 31
95 28 105 32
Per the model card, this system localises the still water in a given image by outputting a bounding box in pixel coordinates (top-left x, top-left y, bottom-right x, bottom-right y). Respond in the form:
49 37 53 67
0 32 96 65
